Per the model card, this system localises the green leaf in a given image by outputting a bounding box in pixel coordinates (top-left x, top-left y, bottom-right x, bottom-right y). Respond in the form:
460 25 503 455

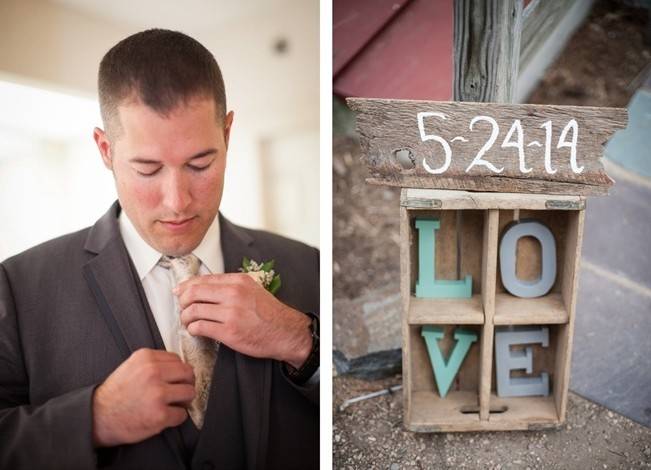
268 275 281 295
261 259 275 272
242 256 251 271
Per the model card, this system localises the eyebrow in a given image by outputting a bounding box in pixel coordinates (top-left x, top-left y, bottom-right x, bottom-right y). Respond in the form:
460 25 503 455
129 149 218 165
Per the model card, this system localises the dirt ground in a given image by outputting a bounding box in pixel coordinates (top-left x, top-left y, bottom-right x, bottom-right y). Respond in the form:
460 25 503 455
333 0 651 468
333 375 651 469
528 0 651 107
333 137 401 300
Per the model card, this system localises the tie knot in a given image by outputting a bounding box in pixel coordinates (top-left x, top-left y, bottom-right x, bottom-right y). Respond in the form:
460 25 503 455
159 254 201 285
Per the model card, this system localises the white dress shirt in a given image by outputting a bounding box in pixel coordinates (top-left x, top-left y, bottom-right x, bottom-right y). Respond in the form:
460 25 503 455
118 212 224 354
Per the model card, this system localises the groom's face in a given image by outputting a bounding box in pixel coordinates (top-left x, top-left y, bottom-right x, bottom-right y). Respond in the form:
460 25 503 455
94 96 233 256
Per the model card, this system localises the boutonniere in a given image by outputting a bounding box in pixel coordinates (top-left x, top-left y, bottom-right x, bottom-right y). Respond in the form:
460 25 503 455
240 257 282 295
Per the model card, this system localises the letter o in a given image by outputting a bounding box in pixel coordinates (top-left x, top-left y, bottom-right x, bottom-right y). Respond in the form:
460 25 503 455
499 220 556 298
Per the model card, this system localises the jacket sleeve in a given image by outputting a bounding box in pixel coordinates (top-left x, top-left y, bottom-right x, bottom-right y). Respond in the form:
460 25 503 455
279 366 319 405
278 245 320 405
0 263 99 470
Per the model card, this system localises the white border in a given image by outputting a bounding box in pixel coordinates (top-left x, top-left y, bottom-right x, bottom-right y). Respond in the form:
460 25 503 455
319 0 333 468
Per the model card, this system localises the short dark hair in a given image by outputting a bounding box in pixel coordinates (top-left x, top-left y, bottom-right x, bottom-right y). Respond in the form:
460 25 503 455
98 28 226 136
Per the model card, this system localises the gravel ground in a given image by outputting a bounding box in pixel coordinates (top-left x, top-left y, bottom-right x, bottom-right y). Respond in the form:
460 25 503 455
334 374 651 470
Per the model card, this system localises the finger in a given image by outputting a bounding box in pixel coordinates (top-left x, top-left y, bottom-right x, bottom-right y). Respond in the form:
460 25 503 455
164 405 189 427
163 383 196 406
177 283 247 310
176 283 229 310
180 303 232 328
158 362 196 385
175 273 253 295
187 319 227 342
132 348 183 364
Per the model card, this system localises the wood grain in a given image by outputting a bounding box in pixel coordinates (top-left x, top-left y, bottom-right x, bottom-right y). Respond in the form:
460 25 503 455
348 98 627 195
401 189 585 210
408 391 559 432
479 209 499 420
555 210 585 420
400 206 413 427
407 295 484 325
454 0 523 102
493 293 568 324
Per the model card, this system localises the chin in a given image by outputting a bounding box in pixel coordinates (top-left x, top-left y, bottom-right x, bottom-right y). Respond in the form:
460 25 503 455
165 245 198 257
151 237 196 257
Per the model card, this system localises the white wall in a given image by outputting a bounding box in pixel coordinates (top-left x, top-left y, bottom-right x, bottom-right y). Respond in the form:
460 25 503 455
260 129 320 247
0 0 319 260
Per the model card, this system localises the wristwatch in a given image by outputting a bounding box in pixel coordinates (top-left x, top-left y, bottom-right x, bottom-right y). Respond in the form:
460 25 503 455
285 312 319 384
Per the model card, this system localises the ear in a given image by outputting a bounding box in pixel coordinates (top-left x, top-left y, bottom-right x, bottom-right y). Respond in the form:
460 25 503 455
223 111 234 150
93 127 113 170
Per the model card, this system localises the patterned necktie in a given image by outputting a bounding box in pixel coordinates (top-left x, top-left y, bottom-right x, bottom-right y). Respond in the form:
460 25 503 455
159 254 218 429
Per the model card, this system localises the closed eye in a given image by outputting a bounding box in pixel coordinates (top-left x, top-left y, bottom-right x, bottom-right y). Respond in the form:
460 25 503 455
137 167 162 177
188 162 212 172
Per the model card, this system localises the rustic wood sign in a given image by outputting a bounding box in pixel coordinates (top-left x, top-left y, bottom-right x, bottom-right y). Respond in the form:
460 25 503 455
347 98 628 195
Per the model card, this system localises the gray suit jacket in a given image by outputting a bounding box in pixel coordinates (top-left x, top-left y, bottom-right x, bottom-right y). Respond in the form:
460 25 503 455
0 202 319 470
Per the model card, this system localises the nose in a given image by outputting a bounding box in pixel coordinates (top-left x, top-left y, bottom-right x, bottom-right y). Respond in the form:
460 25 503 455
162 170 192 214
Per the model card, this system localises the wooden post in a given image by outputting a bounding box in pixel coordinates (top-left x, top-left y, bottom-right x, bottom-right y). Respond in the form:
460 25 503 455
454 0 524 103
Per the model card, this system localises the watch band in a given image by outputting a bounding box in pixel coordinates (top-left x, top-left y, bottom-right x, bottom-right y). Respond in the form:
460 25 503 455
285 312 319 384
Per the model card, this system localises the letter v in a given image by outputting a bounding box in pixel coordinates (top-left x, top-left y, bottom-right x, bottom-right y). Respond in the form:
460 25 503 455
421 326 478 398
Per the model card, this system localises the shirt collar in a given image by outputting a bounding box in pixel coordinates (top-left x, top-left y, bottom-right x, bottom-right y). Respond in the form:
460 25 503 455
118 211 223 280
192 213 223 275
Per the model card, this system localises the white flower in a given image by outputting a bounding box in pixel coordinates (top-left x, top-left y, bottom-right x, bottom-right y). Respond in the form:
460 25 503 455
264 270 275 285
240 257 280 294
246 270 267 286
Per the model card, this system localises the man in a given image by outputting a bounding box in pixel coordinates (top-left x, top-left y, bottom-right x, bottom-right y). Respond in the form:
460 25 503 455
0 29 319 470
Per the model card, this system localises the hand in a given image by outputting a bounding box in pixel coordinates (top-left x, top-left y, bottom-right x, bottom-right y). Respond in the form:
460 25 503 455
92 348 195 447
175 273 312 369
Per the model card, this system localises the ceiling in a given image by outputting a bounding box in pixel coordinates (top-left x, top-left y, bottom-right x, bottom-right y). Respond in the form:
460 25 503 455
50 0 277 34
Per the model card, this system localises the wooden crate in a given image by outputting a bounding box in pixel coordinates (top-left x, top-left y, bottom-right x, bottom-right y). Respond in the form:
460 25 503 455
400 188 585 432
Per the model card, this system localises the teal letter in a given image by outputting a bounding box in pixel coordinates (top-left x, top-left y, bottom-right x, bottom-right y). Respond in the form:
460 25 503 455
415 219 472 298
421 326 478 398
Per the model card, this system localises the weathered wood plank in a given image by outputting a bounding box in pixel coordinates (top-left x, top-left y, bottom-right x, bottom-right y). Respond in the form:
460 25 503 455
493 293 568 324
407 295 484 325
400 206 413 428
401 188 585 210
479 209 498 421
555 210 585 421
454 0 524 102
409 391 559 432
348 98 627 195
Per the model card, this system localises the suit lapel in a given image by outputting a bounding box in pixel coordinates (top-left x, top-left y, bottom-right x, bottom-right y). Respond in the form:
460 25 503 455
219 213 257 276
83 202 188 469
83 238 158 355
